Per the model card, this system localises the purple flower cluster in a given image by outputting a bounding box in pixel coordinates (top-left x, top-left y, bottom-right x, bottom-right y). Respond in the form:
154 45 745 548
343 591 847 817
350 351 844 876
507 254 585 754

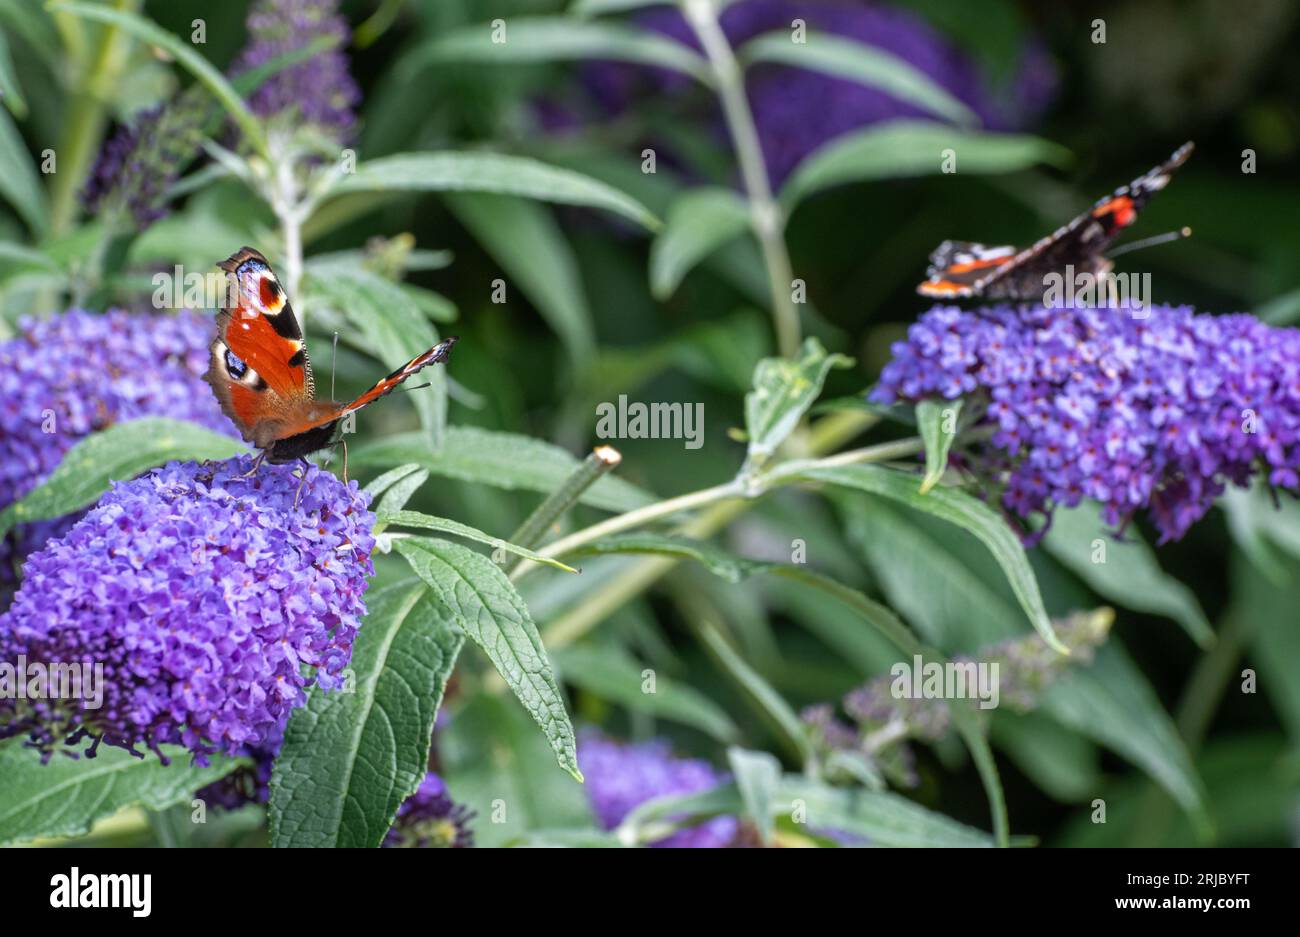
0 310 235 580
382 772 475 848
230 0 361 142
196 722 285 810
81 95 208 229
575 0 1055 185
873 303 1300 542
578 729 738 848
0 456 375 762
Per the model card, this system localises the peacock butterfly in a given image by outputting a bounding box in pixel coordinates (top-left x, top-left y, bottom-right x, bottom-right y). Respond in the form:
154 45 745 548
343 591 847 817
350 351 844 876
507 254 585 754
204 246 456 464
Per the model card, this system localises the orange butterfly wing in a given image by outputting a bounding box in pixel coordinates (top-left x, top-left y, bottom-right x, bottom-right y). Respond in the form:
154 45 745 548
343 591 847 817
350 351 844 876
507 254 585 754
205 247 460 461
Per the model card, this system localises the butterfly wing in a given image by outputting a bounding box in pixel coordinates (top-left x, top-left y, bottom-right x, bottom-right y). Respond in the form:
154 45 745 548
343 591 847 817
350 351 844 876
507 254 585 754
271 337 460 440
205 247 316 448
918 241 1020 298
919 142 1195 300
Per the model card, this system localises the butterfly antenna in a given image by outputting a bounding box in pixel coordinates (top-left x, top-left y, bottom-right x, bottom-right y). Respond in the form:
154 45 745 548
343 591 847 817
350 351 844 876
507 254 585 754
1109 227 1192 259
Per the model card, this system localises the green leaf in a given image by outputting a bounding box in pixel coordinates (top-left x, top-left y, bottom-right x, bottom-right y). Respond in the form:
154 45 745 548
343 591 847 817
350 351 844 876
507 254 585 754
573 532 921 653
349 426 656 514
0 741 238 846
329 152 660 231
0 27 25 118
1257 285 1300 326
570 0 672 16
745 337 854 464
738 31 977 127
777 776 994 846
364 463 423 497
916 398 960 494
269 579 464 848
305 263 446 443
394 537 581 781
649 187 751 300
794 464 1064 652
949 709 1008 847
552 643 740 743
440 692 594 846
445 192 594 369
1042 503 1213 647
836 494 1022 651
618 776 994 847
403 16 710 83
0 418 246 539
727 747 781 844
697 622 811 766
0 107 45 236
379 508 577 573
779 120 1070 212
50 2 269 157
228 33 339 97
1042 644 1209 829
989 711 1101 802
374 468 429 516
1233 553 1300 746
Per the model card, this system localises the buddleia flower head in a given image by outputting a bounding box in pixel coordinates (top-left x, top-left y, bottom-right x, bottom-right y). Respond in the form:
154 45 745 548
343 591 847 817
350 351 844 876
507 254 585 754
231 0 361 143
81 95 209 230
0 310 235 582
0 456 375 762
873 303 1300 543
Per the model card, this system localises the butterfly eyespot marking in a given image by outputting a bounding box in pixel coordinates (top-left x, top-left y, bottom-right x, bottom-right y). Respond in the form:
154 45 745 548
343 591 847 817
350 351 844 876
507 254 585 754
225 348 247 378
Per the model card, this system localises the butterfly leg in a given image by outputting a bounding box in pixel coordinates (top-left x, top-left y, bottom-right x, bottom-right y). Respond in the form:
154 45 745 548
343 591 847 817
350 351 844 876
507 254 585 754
240 451 266 478
341 437 349 485
293 458 311 511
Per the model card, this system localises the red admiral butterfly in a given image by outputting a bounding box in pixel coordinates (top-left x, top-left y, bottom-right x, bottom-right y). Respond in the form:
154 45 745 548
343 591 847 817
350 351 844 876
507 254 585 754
205 247 456 464
918 142 1194 300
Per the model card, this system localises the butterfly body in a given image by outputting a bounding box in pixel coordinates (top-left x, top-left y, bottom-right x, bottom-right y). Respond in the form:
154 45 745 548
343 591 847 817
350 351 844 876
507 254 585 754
205 247 456 463
918 142 1194 300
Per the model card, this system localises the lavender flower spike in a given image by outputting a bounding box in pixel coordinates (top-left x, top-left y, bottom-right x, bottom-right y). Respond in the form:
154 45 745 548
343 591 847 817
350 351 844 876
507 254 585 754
0 456 375 762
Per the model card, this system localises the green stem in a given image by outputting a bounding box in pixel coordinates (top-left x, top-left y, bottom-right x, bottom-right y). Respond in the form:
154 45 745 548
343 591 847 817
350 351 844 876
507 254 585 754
538 425 936 648
681 0 800 359
49 0 140 234
508 446 625 576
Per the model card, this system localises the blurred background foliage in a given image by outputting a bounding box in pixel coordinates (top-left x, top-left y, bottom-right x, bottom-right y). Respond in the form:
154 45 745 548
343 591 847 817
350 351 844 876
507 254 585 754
2 0 1299 847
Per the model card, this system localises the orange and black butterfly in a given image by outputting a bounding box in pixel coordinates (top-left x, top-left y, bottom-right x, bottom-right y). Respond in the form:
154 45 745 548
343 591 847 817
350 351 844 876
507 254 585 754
205 247 456 463
918 142 1194 300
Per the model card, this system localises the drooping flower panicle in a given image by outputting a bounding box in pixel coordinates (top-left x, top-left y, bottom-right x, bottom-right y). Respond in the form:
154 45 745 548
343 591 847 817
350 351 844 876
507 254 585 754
578 729 738 848
0 456 375 761
873 303 1300 542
